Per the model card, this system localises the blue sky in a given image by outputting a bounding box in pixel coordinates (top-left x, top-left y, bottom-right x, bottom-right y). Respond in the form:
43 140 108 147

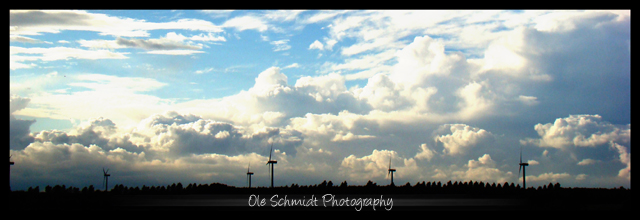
10 10 630 191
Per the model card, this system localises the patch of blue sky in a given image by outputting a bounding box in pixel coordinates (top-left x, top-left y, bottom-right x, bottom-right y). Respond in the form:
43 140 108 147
15 115 74 133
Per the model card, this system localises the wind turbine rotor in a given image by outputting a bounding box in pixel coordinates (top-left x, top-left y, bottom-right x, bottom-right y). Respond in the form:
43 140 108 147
518 147 522 176
520 147 523 164
519 164 522 176
387 157 391 178
269 143 273 161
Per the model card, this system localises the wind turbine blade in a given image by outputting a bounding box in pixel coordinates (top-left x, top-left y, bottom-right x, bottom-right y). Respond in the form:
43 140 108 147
519 165 521 177
269 143 273 161
520 147 523 163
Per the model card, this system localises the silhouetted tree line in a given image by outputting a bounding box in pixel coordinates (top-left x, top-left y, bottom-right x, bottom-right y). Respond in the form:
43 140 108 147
11 179 629 196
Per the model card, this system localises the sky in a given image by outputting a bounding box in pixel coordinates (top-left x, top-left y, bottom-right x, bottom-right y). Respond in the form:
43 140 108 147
9 10 631 191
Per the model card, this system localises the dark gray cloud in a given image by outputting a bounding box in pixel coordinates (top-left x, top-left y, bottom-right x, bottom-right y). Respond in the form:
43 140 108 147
115 37 202 51
488 13 629 125
10 10 93 27
10 117 35 150
139 111 202 126
9 35 46 44
10 95 35 150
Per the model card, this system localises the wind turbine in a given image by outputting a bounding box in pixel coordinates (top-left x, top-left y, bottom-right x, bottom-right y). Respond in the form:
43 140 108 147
9 155 14 191
387 156 396 186
103 168 111 191
266 143 277 188
246 163 254 188
518 147 529 189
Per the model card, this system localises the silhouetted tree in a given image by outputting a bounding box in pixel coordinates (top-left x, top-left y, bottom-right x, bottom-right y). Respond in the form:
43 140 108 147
177 182 183 190
365 180 376 187
340 181 348 188
319 180 327 188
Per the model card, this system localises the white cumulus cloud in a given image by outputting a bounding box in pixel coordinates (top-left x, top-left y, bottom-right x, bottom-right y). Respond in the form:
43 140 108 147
520 114 630 150
434 124 494 155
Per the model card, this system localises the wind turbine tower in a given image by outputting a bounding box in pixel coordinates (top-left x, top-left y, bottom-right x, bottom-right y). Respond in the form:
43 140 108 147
387 157 396 186
266 143 277 188
9 155 14 191
518 147 529 189
246 163 254 188
103 168 111 191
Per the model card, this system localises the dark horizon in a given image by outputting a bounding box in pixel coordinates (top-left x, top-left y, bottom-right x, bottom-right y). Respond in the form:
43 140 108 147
10 178 630 194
